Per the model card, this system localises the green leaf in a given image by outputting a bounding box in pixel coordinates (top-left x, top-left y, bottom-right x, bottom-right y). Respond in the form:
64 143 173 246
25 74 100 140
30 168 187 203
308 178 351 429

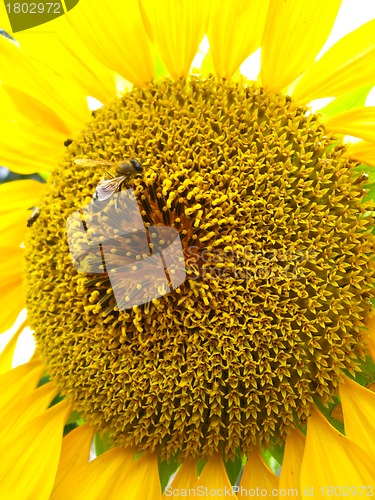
225 453 245 485
351 355 375 387
38 171 50 182
37 374 51 387
198 50 215 78
159 456 180 492
364 168 375 184
196 458 206 476
313 396 345 435
66 409 84 425
63 422 78 437
262 449 281 476
153 49 169 81
364 183 375 203
94 432 115 457
263 441 284 471
320 84 374 120
49 392 65 407
351 163 375 203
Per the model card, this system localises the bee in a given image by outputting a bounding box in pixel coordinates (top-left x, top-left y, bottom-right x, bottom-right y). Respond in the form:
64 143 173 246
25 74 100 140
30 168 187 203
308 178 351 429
74 158 144 210
27 207 40 227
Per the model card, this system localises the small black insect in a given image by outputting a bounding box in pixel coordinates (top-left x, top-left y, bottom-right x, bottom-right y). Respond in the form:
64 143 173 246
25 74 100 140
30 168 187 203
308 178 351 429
27 207 40 227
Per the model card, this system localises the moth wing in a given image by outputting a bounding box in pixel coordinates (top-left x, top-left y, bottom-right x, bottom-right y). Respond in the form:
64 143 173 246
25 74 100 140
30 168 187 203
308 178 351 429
94 177 124 201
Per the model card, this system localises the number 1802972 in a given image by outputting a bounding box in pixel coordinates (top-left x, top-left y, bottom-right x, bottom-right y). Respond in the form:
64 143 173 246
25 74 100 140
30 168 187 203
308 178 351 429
6 3 61 14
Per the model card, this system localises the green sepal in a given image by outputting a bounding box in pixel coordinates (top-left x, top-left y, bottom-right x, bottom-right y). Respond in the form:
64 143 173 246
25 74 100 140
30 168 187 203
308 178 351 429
363 182 375 204
66 409 84 426
262 440 284 472
37 171 51 182
37 373 51 387
63 422 79 437
320 84 374 120
196 458 206 476
262 448 282 476
199 50 215 79
94 431 115 457
153 49 169 81
350 355 375 387
224 453 245 485
158 454 180 492
313 396 344 435
49 392 65 407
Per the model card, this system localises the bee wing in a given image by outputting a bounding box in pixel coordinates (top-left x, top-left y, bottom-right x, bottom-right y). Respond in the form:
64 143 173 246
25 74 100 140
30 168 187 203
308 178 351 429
94 177 124 201
74 159 113 167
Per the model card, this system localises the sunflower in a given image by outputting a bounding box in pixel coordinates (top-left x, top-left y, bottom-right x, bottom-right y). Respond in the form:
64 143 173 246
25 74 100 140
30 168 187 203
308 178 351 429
1 0 375 497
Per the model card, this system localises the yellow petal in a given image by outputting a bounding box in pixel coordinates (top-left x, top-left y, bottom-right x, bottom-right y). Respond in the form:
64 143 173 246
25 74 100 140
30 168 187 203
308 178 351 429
0 86 67 173
139 0 210 79
16 18 117 105
0 226 27 332
188 454 233 498
300 408 375 496
0 209 28 240
168 457 198 491
0 183 45 319
52 446 135 500
65 0 154 86
343 141 375 167
323 107 375 142
293 19 375 103
366 315 375 362
4 85 71 136
261 0 341 93
0 179 45 213
207 0 269 79
279 429 305 498
52 424 95 493
0 180 32 331
0 400 71 500
0 224 28 247
0 359 44 411
339 376 375 462
112 452 162 499
239 449 278 497
0 277 25 334
0 382 57 443
0 133 62 173
0 317 28 375
0 247 24 282
0 35 90 132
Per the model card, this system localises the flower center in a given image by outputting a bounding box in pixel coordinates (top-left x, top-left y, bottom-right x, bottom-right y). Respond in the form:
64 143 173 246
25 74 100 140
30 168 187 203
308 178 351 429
26 76 375 458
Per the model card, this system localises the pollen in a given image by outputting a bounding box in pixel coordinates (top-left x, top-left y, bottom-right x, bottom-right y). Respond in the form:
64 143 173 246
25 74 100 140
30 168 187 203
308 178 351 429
25 76 375 459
